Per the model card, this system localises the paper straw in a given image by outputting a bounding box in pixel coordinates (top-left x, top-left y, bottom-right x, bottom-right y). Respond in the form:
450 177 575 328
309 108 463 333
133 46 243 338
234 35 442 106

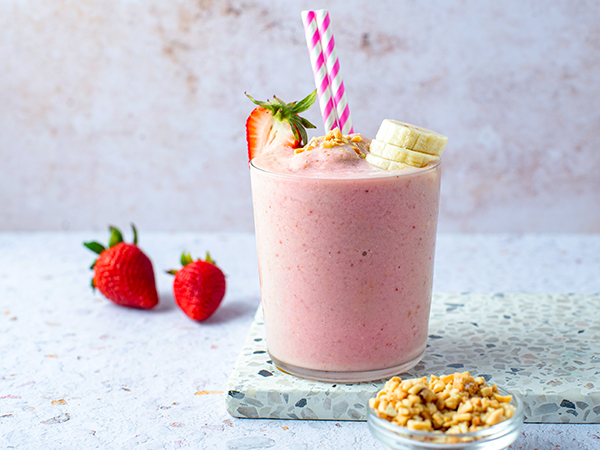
315 9 354 134
301 10 339 132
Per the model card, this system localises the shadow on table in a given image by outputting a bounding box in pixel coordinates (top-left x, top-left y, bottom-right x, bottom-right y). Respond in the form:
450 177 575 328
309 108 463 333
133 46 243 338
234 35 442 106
151 290 178 313
204 297 261 325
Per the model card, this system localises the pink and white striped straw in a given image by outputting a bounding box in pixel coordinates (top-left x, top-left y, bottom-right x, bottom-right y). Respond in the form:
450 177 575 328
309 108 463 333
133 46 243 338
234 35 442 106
301 10 339 132
315 9 354 134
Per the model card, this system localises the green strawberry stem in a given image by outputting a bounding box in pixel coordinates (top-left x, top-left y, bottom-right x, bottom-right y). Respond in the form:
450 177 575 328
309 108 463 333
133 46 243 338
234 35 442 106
166 252 217 276
109 226 124 248
289 90 317 114
245 90 317 146
204 252 215 265
181 252 194 266
84 242 106 255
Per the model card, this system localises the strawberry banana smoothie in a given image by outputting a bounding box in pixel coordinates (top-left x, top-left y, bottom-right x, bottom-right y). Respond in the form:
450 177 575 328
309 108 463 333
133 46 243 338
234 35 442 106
250 127 443 382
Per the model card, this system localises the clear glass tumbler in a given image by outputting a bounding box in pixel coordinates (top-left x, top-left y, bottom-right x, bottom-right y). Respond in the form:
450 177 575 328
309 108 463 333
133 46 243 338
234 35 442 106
250 159 442 382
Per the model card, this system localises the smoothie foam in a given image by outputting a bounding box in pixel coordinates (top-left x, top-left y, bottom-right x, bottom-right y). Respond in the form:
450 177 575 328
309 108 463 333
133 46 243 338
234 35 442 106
251 134 441 377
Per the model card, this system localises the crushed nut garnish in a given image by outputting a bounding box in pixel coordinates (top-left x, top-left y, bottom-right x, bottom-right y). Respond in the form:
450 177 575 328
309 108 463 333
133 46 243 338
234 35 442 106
297 127 365 156
369 372 515 434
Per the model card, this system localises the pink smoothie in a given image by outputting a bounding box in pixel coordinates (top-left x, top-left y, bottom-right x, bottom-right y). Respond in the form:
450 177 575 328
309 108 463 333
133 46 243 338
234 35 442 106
250 136 441 380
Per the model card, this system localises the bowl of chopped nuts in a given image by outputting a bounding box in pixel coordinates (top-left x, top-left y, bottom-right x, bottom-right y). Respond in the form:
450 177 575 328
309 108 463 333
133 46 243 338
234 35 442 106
367 372 523 449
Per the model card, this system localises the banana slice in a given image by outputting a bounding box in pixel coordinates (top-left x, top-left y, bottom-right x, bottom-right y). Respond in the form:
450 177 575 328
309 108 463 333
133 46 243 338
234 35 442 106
376 119 447 156
369 140 439 168
365 153 412 170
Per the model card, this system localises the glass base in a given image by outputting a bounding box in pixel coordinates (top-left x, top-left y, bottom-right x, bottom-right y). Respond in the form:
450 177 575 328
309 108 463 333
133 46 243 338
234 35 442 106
269 349 426 383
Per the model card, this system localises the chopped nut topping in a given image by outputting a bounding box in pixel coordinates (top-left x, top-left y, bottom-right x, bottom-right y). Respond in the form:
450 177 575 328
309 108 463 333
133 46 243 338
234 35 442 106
369 372 515 434
298 127 364 154
325 128 343 141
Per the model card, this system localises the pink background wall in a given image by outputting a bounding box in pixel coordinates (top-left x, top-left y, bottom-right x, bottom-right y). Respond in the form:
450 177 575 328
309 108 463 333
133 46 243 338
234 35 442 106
1 0 598 232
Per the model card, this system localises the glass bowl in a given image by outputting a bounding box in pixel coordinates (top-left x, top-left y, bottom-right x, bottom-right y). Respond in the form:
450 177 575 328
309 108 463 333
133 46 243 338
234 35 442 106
368 387 523 450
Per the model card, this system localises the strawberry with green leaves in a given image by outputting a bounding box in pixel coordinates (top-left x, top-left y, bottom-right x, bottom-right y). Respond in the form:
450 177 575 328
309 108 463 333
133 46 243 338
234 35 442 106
167 252 226 322
245 90 317 161
84 225 159 309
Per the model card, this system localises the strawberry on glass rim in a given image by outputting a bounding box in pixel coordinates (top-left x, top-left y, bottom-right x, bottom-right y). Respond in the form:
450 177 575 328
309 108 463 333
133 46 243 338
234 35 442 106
245 90 317 162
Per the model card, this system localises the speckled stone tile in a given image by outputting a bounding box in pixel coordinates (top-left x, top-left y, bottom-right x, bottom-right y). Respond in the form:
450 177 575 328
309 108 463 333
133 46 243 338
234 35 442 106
226 292 600 423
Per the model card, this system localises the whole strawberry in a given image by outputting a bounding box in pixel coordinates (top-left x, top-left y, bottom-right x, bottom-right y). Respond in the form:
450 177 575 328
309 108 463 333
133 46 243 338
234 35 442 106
84 225 158 309
167 252 226 321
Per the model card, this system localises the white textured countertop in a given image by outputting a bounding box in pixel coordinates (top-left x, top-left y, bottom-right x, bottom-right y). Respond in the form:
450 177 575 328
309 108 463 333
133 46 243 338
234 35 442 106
1 232 599 449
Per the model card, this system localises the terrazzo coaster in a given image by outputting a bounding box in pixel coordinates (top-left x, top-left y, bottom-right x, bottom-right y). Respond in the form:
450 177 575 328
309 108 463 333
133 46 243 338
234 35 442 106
226 293 600 423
